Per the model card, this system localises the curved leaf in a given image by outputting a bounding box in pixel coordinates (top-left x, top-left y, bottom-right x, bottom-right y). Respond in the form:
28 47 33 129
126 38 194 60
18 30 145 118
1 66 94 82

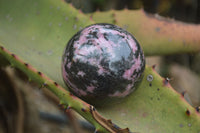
87 9 200 56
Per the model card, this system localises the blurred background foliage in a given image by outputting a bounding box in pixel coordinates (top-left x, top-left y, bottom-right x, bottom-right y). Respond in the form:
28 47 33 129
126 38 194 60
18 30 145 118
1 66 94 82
66 0 200 23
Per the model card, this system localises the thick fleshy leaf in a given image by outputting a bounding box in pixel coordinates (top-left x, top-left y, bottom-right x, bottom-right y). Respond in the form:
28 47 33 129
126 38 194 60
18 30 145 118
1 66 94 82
0 0 93 86
98 66 200 132
87 9 200 56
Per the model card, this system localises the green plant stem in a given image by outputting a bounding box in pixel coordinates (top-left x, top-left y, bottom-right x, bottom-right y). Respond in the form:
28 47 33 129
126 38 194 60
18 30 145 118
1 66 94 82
0 45 110 133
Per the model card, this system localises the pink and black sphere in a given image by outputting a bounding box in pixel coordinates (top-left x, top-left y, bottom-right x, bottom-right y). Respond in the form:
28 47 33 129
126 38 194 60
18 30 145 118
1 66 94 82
62 23 145 99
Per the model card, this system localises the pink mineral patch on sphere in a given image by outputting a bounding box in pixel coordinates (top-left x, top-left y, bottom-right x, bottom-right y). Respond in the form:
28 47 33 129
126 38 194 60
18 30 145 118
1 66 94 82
62 23 145 99
77 71 85 77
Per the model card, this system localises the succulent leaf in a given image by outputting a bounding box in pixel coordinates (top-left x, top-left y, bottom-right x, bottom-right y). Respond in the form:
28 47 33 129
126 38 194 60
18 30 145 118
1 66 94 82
87 9 200 56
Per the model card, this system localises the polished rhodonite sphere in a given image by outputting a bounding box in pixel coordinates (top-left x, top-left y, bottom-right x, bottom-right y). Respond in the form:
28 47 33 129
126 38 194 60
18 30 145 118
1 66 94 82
62 23 145 99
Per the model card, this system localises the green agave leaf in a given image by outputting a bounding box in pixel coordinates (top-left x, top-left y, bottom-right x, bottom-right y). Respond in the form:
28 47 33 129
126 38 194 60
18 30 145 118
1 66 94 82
0 0 93 86
0 0 200 133
98 66 200 132
87 9 200 56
